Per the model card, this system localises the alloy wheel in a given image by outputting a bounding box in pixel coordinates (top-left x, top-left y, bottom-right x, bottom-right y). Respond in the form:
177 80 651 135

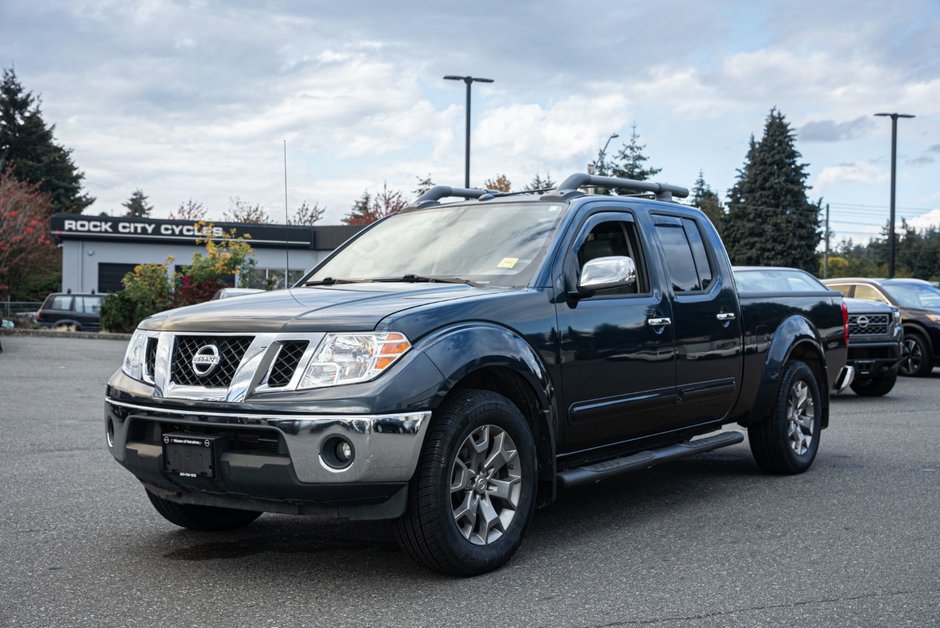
901 337 923 375
786 380 815 455
450 424 522 545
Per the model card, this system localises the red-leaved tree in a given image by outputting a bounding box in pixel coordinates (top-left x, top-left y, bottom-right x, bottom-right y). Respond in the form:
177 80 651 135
342 182 406 225
0 168 55 298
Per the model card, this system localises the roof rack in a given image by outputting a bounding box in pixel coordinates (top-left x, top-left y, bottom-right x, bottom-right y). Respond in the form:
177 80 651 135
408 185 496 209
540 173 689 202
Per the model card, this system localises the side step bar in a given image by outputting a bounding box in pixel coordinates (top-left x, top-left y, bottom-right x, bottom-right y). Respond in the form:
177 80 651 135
556 431 745 490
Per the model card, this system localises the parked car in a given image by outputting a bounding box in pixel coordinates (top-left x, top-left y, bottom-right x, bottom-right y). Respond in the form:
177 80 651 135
735 267 902 396
106 173 849 576
210 288 264 300
36 292 105 331
823 278 940 377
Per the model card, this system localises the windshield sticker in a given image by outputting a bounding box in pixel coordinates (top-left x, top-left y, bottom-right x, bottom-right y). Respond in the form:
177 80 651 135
497 257 519 269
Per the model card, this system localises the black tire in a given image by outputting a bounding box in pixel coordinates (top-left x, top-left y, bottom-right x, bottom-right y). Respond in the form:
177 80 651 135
146 490 261 531
748 360 822 474
850 368 898 397
395 389 537 577
899 332 933 377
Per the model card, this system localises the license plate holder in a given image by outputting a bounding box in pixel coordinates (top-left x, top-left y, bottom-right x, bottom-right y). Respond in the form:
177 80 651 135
163 432 219 479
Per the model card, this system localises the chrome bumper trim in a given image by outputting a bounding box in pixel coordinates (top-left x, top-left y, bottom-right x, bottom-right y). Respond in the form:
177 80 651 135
106 398 431 483
834 365 855 393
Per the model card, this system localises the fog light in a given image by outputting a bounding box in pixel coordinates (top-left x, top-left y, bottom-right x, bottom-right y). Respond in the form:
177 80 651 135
320 436 355 470
336 440 353 462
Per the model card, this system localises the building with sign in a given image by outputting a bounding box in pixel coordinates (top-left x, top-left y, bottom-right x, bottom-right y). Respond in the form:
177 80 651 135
50 214 362 294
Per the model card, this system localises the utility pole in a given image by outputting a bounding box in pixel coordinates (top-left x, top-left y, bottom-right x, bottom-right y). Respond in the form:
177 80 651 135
443 75 494 188
874 112 915 278
823 203 830 279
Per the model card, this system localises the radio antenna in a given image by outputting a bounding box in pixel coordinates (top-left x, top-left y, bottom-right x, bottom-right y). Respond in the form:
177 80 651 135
283 139 290 288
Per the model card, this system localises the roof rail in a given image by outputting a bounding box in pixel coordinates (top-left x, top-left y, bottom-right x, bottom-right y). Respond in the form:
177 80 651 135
541 173 689 202
409 185 494 209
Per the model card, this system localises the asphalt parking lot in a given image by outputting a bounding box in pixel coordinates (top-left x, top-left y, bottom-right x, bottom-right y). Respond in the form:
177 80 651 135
1 335 938 627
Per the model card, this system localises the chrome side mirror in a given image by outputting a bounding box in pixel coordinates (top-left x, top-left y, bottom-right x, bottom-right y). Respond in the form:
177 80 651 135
578 256 637 295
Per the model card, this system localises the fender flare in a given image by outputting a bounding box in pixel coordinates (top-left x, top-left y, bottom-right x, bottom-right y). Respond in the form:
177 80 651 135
748 315 828 426
419 322 558 504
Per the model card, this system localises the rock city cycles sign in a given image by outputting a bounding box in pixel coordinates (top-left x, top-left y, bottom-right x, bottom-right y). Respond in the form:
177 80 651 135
49 214 316 249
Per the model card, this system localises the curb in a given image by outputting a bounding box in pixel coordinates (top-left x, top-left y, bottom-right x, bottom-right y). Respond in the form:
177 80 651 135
0 328 132 341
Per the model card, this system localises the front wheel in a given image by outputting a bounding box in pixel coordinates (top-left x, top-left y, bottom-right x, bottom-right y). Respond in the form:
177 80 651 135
395 389 537 576
748 360 822 474
899 332 933 377
146 490 261 531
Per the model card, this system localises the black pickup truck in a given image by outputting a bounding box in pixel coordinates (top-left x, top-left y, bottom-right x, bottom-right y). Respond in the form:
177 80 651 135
106 173 850 576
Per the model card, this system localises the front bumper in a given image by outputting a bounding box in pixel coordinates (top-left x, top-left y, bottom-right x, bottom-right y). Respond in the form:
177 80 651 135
846 340 903 379
106 398 431 518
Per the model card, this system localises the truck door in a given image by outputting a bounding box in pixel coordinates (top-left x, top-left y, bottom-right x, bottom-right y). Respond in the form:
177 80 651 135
556 211 677 452
651 214 743 425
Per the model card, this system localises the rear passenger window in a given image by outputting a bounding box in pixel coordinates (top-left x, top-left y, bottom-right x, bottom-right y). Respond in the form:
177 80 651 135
76 296 103 314
50 296 73 310
854 285 888 303
681 218 713 290
655 224 702 292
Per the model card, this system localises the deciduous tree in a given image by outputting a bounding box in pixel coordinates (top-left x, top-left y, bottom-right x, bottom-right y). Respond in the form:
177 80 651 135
169 199 207 221
0 168 55 298
223 197 271 224
342 183 406 225
483 174 511 192
290 201 325 225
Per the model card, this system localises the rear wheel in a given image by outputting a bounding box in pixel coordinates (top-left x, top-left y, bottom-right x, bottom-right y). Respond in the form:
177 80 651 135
395 389 537 576
146 490 261 531
749 360 822 474
850 368 898 397
899 332 933 377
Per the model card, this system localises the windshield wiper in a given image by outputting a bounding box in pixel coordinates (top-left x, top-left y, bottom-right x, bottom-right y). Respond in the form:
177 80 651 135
372 274 478 286
305 277 361 286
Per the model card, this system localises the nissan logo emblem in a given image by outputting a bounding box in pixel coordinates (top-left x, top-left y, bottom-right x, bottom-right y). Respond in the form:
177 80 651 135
857 316 870 328
191 344 221 377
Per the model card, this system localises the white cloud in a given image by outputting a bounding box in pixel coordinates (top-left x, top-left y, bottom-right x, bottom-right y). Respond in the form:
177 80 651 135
907 208 940 231
814 162 890 192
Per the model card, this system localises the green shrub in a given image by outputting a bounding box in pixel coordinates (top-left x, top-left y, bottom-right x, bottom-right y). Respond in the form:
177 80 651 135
100 291 137 333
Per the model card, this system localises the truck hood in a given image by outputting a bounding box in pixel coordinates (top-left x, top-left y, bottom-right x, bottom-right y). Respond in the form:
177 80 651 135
843 298 897 315
140 283 501 333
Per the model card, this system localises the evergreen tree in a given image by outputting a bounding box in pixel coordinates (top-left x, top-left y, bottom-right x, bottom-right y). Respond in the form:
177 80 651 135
0 68 93 214
690 170 725 234
524 172 555 191
609 123 661 182
122 189 153 217
723 109 821 272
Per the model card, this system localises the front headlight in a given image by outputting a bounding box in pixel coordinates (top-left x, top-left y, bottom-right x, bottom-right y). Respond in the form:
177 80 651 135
122 329 147 381
894 310 902 322
298 332 411 390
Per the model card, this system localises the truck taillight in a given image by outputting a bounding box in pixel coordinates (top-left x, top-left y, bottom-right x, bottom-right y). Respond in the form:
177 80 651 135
841 300 849 345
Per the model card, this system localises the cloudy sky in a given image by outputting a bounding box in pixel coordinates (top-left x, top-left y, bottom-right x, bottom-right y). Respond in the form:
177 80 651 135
2 0 939 243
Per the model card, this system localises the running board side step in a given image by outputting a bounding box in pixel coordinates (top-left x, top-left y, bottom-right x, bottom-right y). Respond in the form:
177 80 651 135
556 431 745 489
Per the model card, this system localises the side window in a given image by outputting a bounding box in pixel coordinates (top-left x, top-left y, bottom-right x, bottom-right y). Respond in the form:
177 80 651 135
854 285 888 303
681 218 713 290
655 224 701 292
76 296 103 314
827 284 852 298
50 295 73 310
576 220 649 295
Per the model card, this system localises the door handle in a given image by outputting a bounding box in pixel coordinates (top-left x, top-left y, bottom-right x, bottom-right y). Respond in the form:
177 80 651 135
647 317 672 327
716 312 736 321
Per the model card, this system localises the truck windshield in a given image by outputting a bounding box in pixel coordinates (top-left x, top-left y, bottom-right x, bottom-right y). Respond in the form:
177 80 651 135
305 202 566 287
882 283 940 308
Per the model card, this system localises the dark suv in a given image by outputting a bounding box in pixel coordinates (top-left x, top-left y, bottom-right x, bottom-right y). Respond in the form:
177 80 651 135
37 292 105 331
823 278 940 377
735 268 902 396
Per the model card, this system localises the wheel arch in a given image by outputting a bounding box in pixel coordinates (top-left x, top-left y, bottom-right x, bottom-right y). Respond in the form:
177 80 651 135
745 316 830 429
421 323 558 507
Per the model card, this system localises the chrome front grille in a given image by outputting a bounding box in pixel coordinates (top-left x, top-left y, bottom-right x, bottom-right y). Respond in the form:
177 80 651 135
266 341 309 388
848 314 890 335
170 336 254 388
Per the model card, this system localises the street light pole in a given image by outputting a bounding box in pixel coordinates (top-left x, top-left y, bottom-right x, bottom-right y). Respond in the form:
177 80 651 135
597 132 619 176
874 112 915 279
444 75 494 188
